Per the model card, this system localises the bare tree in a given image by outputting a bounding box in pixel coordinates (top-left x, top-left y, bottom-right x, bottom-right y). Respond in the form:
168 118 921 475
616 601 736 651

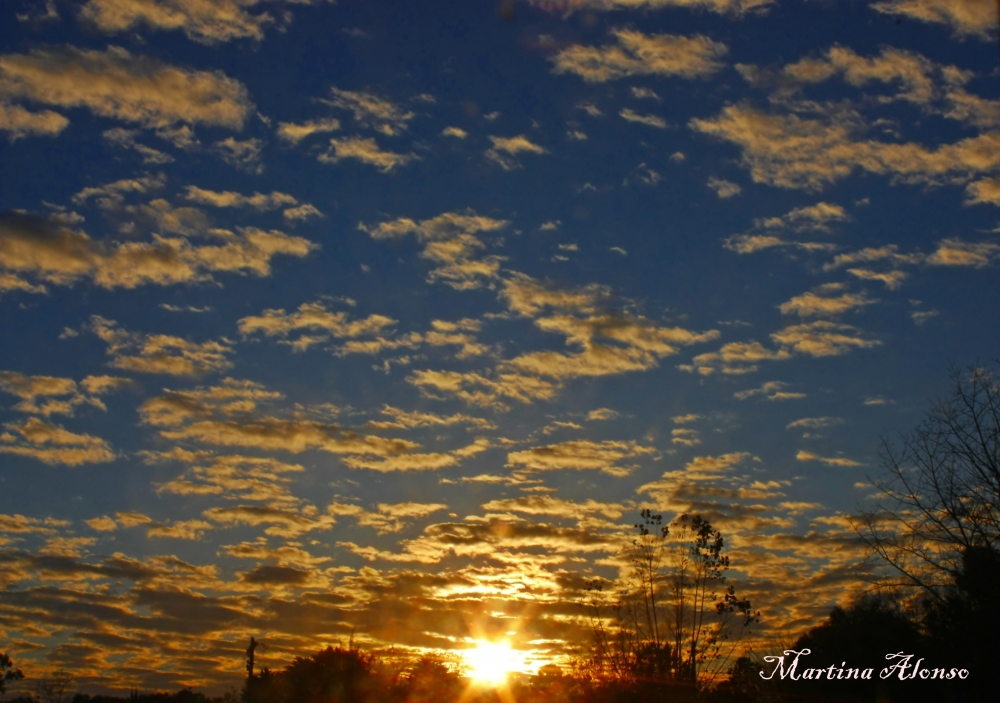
853 363 1000 604
35 670 73 703
580 511 758 690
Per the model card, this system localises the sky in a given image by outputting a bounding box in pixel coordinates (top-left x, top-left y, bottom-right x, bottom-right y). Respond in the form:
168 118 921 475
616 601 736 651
1 0 999 694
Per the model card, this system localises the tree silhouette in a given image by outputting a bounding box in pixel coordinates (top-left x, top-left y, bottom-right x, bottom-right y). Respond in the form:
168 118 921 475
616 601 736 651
36 670 75 703
398 655 462 703
854 363 1000 603
1 650 24 695
778 594 926 703
580 511 758 697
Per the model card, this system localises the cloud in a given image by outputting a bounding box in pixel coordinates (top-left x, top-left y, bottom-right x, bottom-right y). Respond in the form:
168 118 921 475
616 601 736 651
319 137 417 172
87 315 234 376
140 384 486 474
770 320 881 357
690 104 1000 191
671 428 701 447
398 518 621 561
498 273 719 381
966 177 1000 205
672 413 701 424
871 0 998 40
359 211 508 290
755 202 849 232
213 137 264 174
630 86 661 101
238 300 397 351
0 417 115 465
481 495 625 519
77 0 291 44
530 0 774 16
796 450 862 467
442 126 467 139
551 29 727 82
408 369 558 407
152 451 305 506
85 516 118 532
323 88 415 136
327 501 448 534
0 211 317 292
0 46 251 129
367 405 495 431
506 439 655 477
0 371 98 416
173 187 318 222
182 186 298 212
336 318 489 360
741 45 1000 129
787 417 845 430
0 513 66 535
102 127 174 164
733 381 804 401
146 520 213 540
338 438 490 473
74 173 167 209
636 452 771 520
619 108 667 129
500 272 607 317
485 135 548 170
707 177 742 198
845 268 909 289
138 379 282 427
203 505 335 538
822 244 922 271
926 237 1000 267
778 285 877 317
276 117 340 144
0 101 68 140
722 235 836 255
722 202 848 256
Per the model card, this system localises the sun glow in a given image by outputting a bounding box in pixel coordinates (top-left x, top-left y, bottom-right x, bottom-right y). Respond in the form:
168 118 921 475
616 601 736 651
463 640 521 686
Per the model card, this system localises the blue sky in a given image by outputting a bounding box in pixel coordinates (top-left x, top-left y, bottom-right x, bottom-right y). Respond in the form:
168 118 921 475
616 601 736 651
1 0 998 694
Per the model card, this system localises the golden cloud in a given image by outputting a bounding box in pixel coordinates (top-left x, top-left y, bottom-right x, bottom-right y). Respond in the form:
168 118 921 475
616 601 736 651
551 29 727 82
530 0 773 16
871 0 998 40
507 439 655 476
276 117 340 144
238 300 396 350
0 417 114 465
0 212 318 292
0 101 68 140
327 501 448 534
78 0 284 44
770 320 881 357
691 104 1000 191
620 108 668 129
87 316 233 376
778 285 877 317
485 135 549 170
408 369 558 407
796 450 863 467
360 211 508 290
481 495 626 519
0 45 251 128
323 88 415 136
319 137 417 172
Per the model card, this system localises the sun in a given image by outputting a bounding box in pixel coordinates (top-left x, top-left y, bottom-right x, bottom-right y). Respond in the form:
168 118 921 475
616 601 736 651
463 640 520 686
